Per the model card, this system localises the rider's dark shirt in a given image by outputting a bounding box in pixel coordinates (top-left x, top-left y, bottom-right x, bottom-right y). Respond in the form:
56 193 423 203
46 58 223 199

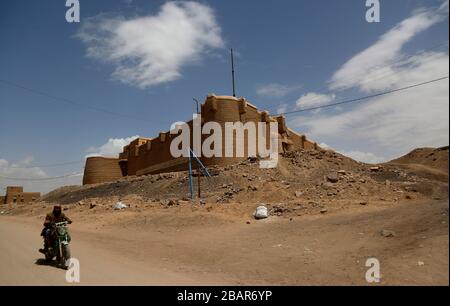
44 212 72 225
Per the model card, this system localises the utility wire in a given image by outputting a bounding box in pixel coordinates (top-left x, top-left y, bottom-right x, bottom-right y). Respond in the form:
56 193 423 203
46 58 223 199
5 160 84 169
268 40 449 113
0 171 84 181
2 77 448 168
0 79 170 125
1 44 448 170
278 76 449 116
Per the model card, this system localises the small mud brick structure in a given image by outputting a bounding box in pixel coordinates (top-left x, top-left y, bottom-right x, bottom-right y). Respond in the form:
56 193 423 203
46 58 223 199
83 95 319 185
1 186 40 204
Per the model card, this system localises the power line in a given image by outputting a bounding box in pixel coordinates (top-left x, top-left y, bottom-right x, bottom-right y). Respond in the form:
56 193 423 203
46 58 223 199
268 40 449 113
278 76 449 116
4 77 445 175
5 160 84 169
0 171 83 181
0 79 170 125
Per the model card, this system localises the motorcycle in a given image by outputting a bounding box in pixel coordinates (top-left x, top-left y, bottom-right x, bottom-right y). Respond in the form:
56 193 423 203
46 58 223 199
41 221 71 269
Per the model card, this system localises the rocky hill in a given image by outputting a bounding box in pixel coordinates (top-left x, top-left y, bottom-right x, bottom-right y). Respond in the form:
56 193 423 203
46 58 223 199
38 147 448 218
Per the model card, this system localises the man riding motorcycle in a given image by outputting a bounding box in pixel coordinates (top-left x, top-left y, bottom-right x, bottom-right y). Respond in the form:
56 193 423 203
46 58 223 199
39 205 72 255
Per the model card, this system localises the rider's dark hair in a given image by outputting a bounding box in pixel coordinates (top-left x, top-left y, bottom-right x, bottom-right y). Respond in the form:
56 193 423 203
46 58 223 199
53 205 62 216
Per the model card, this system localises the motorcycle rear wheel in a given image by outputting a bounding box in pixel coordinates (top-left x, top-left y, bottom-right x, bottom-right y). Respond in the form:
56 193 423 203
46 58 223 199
44 253 53 262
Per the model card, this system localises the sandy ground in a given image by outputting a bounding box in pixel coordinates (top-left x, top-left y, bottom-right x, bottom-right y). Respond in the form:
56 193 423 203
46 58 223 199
1 199 448 286
0 217 229 286
1 147 447 285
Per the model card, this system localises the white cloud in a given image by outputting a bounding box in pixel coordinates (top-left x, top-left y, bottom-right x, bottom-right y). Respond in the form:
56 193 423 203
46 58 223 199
0 157 82 196
276 103 288 114
86 135 139 157
337 150 384 164
317 143 383 164
319 142 332 150
295 52 449 151
290 2 449 162
330 1 448 92
77 1 224 88
0 157 48 180
296 92 335 109
256 83 301 98
441 0 450 13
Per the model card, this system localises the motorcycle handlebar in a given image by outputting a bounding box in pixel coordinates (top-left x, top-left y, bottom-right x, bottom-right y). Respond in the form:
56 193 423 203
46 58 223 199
54 221 69 226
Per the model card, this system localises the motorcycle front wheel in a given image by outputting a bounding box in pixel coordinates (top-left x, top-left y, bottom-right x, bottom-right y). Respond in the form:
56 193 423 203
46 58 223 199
61 244 71 268
62 244 71 259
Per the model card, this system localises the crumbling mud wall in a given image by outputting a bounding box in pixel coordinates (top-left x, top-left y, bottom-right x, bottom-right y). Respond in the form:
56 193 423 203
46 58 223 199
82 157 123 185
284 127 318 151
83 95 320 184
1 186 40 204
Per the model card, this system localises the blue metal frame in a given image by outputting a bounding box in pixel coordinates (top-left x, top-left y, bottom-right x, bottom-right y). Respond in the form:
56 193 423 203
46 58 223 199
187 149 194 199
187 148 212 199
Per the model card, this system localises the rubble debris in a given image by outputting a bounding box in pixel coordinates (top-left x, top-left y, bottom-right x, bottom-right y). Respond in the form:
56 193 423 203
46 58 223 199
295 191 303 198
38 146 447 220
404 186 418 192
113 201 128 210
254 205 268 219
380 229 396 237
327 173 339 183
247 185 258 192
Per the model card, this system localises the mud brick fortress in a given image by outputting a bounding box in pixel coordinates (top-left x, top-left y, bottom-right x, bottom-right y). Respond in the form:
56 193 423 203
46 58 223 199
0 186 40 205
83 95 320 185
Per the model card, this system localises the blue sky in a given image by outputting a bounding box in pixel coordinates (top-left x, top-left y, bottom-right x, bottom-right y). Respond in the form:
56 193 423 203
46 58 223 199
1 0 448 193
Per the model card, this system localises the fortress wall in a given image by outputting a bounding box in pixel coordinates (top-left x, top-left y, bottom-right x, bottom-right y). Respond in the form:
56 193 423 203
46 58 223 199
6 186 23 194
3 187 40 204
83 95 321 183
4 189 23 204
82 157 123 185
201 95 248 166
125 132 188 176
285 128 319 150
126 95 254 175
20 192 41 203
199 95 277 167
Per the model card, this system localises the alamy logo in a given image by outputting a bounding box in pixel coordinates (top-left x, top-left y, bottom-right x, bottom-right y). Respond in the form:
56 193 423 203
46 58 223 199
65 258 80 283
365 257 381 283
65 0 80 23
366 0 381 23
169 114 279 168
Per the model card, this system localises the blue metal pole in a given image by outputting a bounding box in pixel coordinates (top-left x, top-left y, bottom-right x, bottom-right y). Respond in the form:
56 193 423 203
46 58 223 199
189 148 212 177
188 149 194 199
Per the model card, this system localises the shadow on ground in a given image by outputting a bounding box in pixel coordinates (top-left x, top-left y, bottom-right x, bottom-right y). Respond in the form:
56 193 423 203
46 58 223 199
34 258 66 270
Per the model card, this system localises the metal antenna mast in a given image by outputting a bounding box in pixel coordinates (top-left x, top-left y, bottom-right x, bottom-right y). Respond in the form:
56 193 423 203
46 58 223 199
193 98 199 114
231 48 236 97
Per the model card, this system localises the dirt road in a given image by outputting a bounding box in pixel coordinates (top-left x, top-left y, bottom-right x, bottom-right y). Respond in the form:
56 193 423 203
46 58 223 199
0 218 227 285
0 199 448 285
